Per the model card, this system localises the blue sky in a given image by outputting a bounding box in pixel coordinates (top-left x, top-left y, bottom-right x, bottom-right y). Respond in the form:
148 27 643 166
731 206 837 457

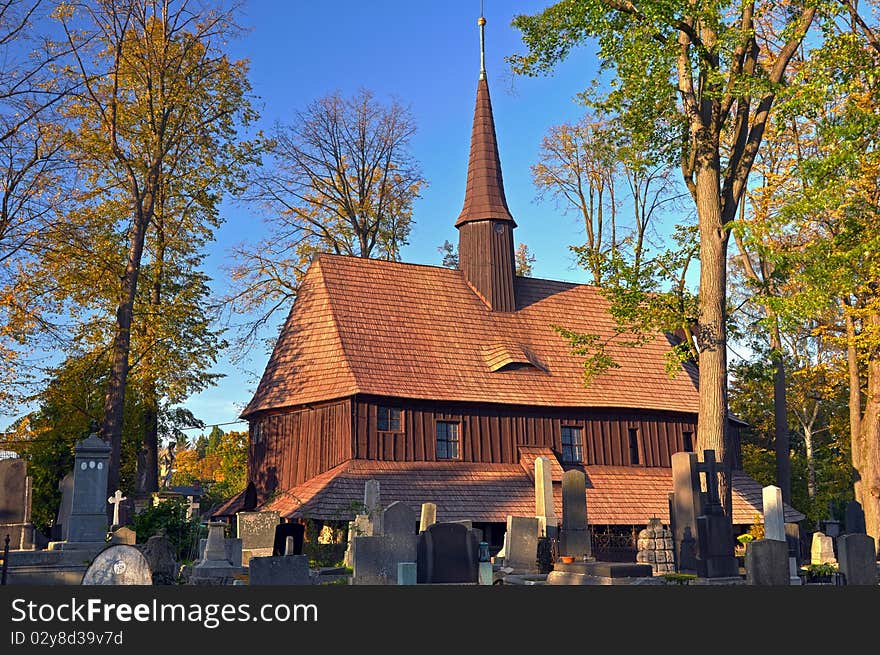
177 1 607 435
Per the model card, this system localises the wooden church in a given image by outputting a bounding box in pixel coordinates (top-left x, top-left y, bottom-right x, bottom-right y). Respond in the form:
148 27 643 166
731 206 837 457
219 19 803 555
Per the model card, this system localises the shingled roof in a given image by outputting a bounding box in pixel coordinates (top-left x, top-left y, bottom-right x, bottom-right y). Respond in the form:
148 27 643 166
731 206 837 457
242 254 700 417
259 460 804 525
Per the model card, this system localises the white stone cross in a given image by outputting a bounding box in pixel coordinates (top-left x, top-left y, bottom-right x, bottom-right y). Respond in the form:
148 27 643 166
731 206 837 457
186 495 200 521
108 489 127 526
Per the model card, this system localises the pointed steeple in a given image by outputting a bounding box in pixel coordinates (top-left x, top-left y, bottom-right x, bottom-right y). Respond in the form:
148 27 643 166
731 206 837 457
456 14 517 312
455 15 515 228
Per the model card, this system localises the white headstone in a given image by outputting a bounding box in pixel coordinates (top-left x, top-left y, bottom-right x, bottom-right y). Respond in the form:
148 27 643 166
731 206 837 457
762 485 785 542
535 457 557 537
810 531 837 565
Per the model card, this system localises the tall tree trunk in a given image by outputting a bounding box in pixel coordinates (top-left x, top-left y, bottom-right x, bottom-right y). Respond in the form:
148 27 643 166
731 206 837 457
860 313 880 543
694 160 733 516
769 319 791 502
102 201 151 495
845 309 863 506
802 421 816 501
136 201 164 495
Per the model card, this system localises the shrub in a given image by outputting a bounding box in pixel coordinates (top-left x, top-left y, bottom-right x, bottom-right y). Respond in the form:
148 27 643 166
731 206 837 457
130 497 201 561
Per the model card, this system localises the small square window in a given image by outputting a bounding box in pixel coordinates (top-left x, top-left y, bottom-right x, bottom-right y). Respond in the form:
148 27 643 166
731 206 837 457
378 406 402 432
561 426 583 463
436 421 460 460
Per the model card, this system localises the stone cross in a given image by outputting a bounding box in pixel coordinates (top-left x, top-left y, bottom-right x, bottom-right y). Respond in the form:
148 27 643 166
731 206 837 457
186 496 199 521
534 457 557 538
762 485 785 542
108 490 126 527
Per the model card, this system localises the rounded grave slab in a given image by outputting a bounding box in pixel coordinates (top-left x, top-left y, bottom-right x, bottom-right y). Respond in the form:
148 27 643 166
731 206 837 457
81 545 153 585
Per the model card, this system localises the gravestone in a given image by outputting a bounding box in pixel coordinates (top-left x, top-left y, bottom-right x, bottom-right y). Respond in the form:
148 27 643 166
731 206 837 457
198 536 243 567
0 458 35 550
242 482 258 511
109 526 136 545
636 518 675 574
81 545 152 585
237 511 280 562
762 486 786 542
534 457 558 538
693 451 738 578
352 533 418 585
758 485 791 584
53 472 74 541
108 490 126 528
745 539 789 586
249 554 311 585
503 516 539 573
837 534 877 586
559 469 591 560
397 561 417 585
810 532 837 565
419 503 437 532
191 523 245 585
351 501 418 585
363 479 382 534
142 534 177 585
65 432 111 548
272 523 305 556
670 452 703 572
416 522 478 584
845 501 867 535
383 502 416 537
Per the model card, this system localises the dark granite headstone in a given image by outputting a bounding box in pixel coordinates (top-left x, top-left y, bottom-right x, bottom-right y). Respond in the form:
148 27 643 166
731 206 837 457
383 502 416 537
352 534 418 585
0 459 34 550
142 534 178 585
837 534 877 586
272 523 305 556
66 433 110 546
560 469 592 559
416 523 478 584
242 482 258 512
0 459 27 524
670 452 703 572
249 554 311 585
53 472 74 542
845 501 867 535
692 451 738 578
745 539 789 586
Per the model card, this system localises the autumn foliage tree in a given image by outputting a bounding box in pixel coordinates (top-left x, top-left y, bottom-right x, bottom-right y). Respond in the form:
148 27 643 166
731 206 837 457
53 0 255 494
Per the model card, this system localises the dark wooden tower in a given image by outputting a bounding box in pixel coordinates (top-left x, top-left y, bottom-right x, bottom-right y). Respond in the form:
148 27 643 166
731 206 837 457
455 16 516 312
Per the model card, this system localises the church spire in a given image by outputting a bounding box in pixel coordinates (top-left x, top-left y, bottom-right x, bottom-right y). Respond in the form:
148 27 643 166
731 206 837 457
456 13 517 312
455 14 515 228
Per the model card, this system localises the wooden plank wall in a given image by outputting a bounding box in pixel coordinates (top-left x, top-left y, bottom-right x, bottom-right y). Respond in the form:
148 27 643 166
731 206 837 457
248 399 351 497
354 397 700 468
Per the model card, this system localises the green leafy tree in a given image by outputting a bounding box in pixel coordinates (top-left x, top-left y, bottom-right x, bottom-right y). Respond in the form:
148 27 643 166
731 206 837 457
510 0 818 512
